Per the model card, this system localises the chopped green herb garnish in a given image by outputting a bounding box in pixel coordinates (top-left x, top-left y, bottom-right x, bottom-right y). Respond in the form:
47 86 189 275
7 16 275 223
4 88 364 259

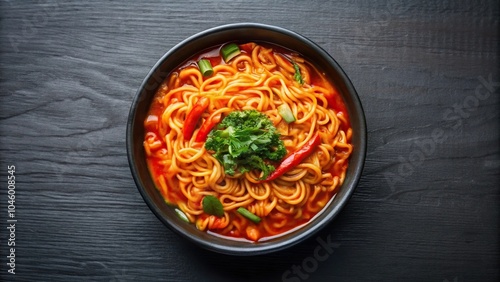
205 110 286 179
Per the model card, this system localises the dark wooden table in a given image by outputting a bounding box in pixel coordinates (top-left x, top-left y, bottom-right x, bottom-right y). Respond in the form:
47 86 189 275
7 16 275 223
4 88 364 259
1 1 498 281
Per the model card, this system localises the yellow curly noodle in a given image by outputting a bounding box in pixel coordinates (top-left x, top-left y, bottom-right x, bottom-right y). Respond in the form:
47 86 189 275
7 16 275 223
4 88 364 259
143 42 353 242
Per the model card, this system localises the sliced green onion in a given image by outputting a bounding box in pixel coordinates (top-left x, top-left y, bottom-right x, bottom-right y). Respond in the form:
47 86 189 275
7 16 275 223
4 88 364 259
237 207 261 224
198 59 214 77
174 208 190 223
220 43 241 63
278 103 296 123
293 62 304 85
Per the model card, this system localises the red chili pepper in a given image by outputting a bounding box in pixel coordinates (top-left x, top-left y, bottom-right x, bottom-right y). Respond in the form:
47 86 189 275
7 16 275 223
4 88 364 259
263 132 321 182
239 42 256 54
183 97 210 140
195 113 222 142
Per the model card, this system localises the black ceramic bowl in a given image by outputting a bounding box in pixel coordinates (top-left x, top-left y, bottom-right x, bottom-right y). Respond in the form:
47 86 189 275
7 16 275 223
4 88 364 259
127 23 366 255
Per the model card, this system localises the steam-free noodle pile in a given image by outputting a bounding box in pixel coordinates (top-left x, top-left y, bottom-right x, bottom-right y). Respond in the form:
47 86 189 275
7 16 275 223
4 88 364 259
143 42 353 242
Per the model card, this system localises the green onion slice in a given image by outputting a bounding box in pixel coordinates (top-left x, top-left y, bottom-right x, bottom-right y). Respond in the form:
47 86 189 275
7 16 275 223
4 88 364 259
220 43 241 63
293 62 304 85
237 207 261 224
277 103 296 123
198 59 214 77
174 208 190 223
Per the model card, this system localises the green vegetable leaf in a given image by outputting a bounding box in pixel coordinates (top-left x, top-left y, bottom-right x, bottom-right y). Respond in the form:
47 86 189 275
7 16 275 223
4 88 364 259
202 195 224 217
205 110 286 179
293 62 304 85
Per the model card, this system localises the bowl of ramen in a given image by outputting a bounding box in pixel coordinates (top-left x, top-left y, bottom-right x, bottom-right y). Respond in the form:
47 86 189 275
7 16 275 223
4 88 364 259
127 23 366 255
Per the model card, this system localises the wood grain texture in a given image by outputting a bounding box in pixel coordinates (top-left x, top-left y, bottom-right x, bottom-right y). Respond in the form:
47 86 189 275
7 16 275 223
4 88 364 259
0 0 498 281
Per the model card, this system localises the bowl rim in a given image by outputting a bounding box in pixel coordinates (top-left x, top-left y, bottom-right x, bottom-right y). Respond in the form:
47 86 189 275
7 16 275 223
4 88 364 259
127 22 367 255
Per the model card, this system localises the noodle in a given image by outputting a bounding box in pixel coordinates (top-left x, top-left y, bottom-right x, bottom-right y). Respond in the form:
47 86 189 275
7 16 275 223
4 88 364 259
143 42 352 242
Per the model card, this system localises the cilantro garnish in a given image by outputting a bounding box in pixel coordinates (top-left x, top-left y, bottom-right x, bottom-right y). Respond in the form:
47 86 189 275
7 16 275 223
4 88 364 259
205 110 286 179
